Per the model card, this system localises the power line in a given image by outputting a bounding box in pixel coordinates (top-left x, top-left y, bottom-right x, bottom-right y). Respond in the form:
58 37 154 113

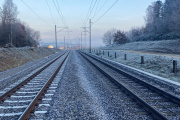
92 0 101 19
83 0 94 27
84 0 98 26
81 1 94 48
52 0 66 27
20 0 52 27
46 0 56 25
92 0 108 20
55 0 67 27
93 0 119 24
52 0 63 25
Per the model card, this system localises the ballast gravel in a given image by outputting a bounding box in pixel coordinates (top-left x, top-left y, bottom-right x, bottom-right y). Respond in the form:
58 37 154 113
46 51 154 120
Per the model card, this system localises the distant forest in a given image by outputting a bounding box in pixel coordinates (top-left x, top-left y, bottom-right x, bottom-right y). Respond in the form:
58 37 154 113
0 0 40 47
103 0 180 45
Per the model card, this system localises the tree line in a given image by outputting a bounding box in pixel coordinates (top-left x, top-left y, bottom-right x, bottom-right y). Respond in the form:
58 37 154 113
103 0 180 45
0 0 40 47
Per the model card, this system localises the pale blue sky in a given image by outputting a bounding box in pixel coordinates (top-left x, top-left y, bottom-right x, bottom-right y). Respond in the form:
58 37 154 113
0 0 165 47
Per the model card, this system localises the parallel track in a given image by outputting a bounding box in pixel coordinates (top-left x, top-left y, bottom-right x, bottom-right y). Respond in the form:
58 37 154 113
79 51 180 120
0 51 69 120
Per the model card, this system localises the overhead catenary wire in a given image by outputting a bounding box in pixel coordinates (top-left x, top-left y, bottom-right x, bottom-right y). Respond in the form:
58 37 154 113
84 0 98 26
92 0 101 19
20 0 52 27
93 0 119 25
52 0 66 27
55 0 68 27
80 0 94 43
46 0 56 25
82 0 94 27
52 0 64 26
91 0 108 21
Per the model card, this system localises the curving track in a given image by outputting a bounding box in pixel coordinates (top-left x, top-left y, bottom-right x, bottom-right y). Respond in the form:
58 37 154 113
79 51 180 120
0 51 70 120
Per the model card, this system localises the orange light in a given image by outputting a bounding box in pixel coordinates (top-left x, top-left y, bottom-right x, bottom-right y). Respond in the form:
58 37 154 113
59 47 64 49
48 45 54 48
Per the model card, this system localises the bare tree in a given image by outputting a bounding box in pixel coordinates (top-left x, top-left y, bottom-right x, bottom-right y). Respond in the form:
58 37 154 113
125 0 180 42
1 0 18 25
0 0 18 45
0 0 41 47
172 7 180 32
145 1 163 34
25 25 40 47
113 30 128 44
12 21 26 47
127 27 145 42
102 28 116 45
32 30 40 47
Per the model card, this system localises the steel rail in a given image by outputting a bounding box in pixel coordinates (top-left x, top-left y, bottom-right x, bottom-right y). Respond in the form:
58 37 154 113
18 51 70 120
0 51 67 102
79 51 170 120
80 51 180 106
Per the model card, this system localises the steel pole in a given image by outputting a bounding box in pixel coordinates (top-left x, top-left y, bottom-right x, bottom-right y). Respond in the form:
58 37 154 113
55 25 57 49
89 19 91 53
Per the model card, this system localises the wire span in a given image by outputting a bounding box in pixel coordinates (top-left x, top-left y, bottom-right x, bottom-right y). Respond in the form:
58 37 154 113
20 0 52 27
93 0 118 25
46 0 56 25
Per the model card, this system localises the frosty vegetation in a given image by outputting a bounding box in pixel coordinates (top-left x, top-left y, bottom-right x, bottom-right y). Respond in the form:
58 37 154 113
103 0 180 45
0 0 40 47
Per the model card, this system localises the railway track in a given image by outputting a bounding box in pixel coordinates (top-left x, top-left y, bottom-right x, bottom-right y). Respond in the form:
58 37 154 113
79 51 180 120
0 51 69 120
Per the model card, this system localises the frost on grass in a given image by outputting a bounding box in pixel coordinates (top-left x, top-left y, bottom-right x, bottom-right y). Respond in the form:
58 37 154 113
100 39 180 54
0 47 60 72
92 49 180 83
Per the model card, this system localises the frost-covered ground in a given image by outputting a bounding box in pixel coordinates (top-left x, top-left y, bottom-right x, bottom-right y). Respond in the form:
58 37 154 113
0 47 60 72
89 40 180 83
91 49 180 83
100 39 180 54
